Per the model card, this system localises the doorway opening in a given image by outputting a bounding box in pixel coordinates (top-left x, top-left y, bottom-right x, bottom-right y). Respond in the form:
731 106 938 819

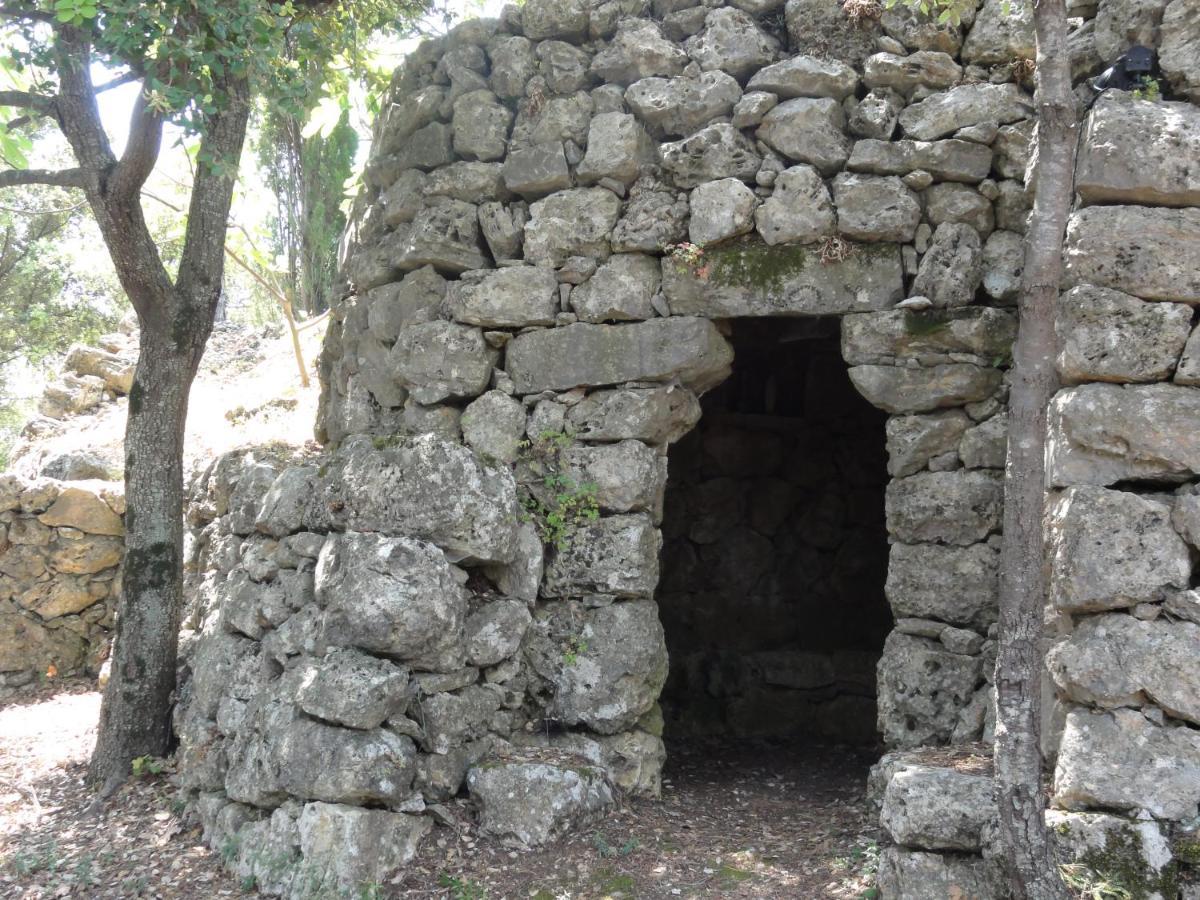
657 317 891 746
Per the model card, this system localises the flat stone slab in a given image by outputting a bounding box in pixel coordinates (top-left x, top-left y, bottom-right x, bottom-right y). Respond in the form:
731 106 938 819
505 318 733 394
1064 206 1200 303
662 239 903 317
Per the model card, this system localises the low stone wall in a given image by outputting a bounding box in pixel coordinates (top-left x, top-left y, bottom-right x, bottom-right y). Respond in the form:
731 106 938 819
0 475 123 689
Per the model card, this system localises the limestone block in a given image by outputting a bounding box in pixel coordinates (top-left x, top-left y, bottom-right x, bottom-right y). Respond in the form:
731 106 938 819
446 266 559 328
754 165 835 246
1053 707 1200 820
962 0 1035 64
847 137 992 183
880 766 996 851
589 20 686 86
1048 383 1200 486
757 98 852 175
542 514 661 599
880 0 973 54
1076 98 1200 207
841 308 1017 366
876 847 1005 900
960 413 1007 470
294 648 410 731
847 88 902 140
1047 486 1191 613
560 440 667 515
315 532 466 671
38 488 123 536
366 267 446 342
565 385 701 445
898 83 1033 141
1161 0 1200 102
489 36 536 99
571 253 661 323
0 599 87 674
862 51 962 93
521 0 588 40
660 123 762 189
833 174 921 243
462 391 526 465
688 178 759 246
664 240 903 317
465 600 532 668
297 803 431 892
502 142 572 198
1094 0 1167 61
1064 206 1200 303
577 112 655 188
885 409 971 478
980 229 1023 302
419 685 502 754
785 0 881 66
64 344 134 394
537 40 592 93
511 92 594 149
389 321 497 405
524 188 622 267
876 631 983 747
467 762 614 847
255 466 319 539
1047 613 1200 726
885 470 1003 545
481 522 543 605
393 199 489 275
1045 810 1175 900
375 86 445 158
506 318 733 394
625 71 743 138
747 54 859 99
911 222 984 308
1055 284 1192 384
685 7 778 82
451 90 512 162
850 364 1002 415
886 542 1000 628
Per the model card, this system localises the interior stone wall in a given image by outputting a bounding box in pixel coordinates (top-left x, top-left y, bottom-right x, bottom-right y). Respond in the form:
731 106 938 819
658 320 889 743
172 0 1200 895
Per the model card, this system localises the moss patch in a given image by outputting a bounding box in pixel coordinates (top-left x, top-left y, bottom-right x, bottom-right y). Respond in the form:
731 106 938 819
1065 825 1179 900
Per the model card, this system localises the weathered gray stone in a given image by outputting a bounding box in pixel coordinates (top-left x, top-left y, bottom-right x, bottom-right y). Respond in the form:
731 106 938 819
542 514 661 599
833 174 921 243
754 165 835 245
418 685 502 754
664 240 904 317
660 123 762 189
566 385 701 445
847 88 902 140
376 86 445 158
863 51 962 93
506 318 733 394
851 364 1003 415
1176 327 1200 387
571 253 661 323
1047 486 1191 613
757 98 852 175
625 71 743 138
1053 707 1200 820
847 137 993 183
481 522 543 605
1064 206 1200 303
451 90 512 162
925 183 994 235
962 0 1035 64
885 470 1004 545
393 199 489 275
887 542 1000 628
489 36 536 99
881 766 996 851
294 648 410 731
842 307 1017 365
446 267 559 328
688 178 759 246
511 91 594 150
560 440 666 515
1048 613 1200 725
465 600 532 668
1048 383 1200 486
880 0 973 54
310 436 519 564
1161 0 1200 102
502 142 572 198
877 631 983 747
877 847 1005 900
685 7 778 82
1055 284 1193 384
912 222 984 309
524 188 622 267
885 410 971 477
522 0 588 40
1095 0 1167 61
1044 810 1175 900
366 267 445 343
960 413 1007 470
786 0 881 66
479 202 527 261
589 20 686 85
536 40 592 94
462 391 526 464
297 803 431 892
731 91 778 129
899 83 1033 141
389 321 497 405
467 762 614 847
577 113 654 188
747 54 858 99
980 229 1023 302
315 532 467 671
1077 98 1200 207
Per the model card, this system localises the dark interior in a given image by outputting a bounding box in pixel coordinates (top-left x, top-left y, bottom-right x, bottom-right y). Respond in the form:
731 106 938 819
657 318 891 745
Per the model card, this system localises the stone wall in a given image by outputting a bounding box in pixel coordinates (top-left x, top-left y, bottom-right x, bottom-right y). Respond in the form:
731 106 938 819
0 475 123 689
658 320 889 743
174 0 1200 895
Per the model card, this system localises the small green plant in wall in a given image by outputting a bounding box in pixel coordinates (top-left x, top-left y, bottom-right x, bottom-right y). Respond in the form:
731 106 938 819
562 634 590 666
517 431 600 552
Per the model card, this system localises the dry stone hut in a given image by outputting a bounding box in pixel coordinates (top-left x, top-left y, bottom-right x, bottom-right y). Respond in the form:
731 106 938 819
169 0 1200 895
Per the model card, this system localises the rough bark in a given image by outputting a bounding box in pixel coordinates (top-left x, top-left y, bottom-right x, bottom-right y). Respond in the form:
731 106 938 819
993 1 1078 897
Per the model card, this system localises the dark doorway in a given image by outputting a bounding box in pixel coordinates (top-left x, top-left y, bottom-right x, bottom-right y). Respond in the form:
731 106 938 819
657 317 891 744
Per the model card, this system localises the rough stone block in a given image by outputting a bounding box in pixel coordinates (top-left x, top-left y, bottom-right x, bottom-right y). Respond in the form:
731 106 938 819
850 364 1002 415
841 307 1016 365
885 470 1003 545
1064 206 1200 303
880 766 996 851
541 514 661 599
876 631 983 747
886 542 1000 628
467 762 614 847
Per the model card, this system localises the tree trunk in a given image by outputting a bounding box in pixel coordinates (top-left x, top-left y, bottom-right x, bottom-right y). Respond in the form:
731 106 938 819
89 323 206 788
993 0 1079 897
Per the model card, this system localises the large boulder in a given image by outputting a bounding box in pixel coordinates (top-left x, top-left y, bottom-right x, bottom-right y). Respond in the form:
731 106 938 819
1047 383 1200 486
315 532 467 671
467 761 614 847
309 436 519 564
1053 707 1200 820
1048 613 1200 726
505 318 733 394
1076 98 1200 207
1064 206 1200 302
1046 486 1191 613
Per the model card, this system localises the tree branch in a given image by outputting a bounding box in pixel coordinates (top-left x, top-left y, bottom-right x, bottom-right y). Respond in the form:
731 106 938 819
111 90 163 197
0 5 54 25
0 89 54 112
0 167 84 188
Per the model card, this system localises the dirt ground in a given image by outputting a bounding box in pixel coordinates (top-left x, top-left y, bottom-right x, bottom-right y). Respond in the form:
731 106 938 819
0 679 882 899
